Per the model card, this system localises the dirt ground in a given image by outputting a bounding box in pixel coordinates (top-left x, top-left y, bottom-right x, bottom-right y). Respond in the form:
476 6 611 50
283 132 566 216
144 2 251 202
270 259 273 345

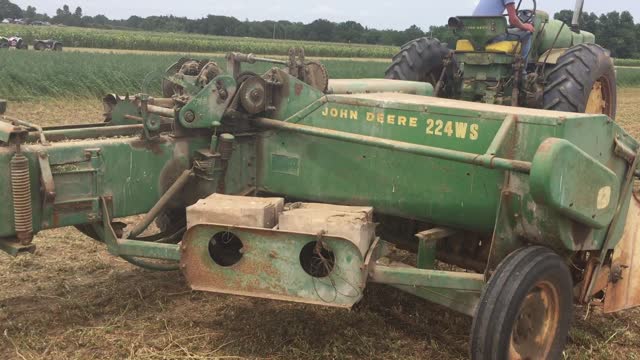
3 90 640 359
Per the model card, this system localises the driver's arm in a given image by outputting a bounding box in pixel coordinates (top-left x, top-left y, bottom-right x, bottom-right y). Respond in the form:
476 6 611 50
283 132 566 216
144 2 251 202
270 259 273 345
506 3 535 32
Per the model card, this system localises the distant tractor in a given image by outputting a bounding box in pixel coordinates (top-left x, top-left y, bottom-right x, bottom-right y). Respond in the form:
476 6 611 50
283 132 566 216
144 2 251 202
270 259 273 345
0 36 8 48
34 39 63 51
5 36 28 50
386 0 616 118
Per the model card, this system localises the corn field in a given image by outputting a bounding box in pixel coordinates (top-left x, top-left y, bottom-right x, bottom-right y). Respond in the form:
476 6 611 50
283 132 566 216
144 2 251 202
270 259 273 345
0 48 638 101
0 24 398 58
0 51 389 100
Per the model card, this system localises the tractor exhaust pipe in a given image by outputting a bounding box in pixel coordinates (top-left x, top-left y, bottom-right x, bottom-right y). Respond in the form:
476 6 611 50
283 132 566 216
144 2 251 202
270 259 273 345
571 0 585 32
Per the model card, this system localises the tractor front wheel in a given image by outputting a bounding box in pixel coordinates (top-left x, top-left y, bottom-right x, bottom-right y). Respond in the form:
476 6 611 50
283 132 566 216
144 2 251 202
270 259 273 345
470 246 573 360
543 43 617 118
385 38 454 95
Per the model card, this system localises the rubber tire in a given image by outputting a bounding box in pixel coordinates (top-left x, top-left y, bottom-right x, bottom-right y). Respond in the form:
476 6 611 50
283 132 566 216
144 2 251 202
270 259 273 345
385 37 452 85
543 43 617 119
34 42 44 51
54 43 62 51
470 246 573 360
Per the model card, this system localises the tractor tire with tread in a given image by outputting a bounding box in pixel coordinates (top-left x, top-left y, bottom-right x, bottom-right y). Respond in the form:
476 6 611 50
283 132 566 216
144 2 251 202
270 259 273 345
470 246 573 360
544 43 616 118
385 38 452 87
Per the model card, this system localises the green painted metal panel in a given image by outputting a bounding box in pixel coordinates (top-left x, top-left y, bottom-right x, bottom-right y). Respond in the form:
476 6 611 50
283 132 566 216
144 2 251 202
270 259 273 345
256 92 638 252
0 133 211 237
453 16 508 50
530 138 619 228
181 224 366 308
178 75 236 129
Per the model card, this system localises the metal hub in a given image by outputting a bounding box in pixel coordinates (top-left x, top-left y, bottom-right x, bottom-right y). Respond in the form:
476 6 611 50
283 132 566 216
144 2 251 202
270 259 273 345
510 281 560 360
304 62 329 92
239 76 267 114
585 79 612 116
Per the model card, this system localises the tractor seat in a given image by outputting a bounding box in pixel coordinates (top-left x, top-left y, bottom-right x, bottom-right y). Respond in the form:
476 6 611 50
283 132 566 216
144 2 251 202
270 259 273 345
456 39 521 54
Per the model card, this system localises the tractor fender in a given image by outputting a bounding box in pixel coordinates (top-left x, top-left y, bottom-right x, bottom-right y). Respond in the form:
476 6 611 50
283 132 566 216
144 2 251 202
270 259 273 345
537 48 568 65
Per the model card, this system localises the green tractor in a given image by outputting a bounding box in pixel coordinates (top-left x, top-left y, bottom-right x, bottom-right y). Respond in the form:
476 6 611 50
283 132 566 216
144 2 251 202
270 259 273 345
386 0 616 118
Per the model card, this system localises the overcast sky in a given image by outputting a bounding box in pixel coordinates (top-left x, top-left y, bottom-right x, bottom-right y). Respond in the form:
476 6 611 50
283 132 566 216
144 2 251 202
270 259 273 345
12 1 640 30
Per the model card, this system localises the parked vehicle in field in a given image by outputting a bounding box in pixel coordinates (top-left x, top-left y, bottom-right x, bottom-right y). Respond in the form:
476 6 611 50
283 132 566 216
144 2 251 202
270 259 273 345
0 36 8 48
6 36 28 49
33 39 63 51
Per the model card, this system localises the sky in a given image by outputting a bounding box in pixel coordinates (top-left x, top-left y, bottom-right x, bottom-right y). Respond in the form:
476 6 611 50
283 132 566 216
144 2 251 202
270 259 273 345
12 0 640 30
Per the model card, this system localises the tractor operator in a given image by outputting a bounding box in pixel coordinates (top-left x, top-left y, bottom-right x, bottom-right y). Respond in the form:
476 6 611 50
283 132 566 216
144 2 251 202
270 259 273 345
473 0 535 60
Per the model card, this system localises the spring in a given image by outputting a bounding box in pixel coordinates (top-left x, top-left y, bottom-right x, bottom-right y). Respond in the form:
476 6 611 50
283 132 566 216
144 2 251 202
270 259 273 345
218 136 235 160
10 153 33 243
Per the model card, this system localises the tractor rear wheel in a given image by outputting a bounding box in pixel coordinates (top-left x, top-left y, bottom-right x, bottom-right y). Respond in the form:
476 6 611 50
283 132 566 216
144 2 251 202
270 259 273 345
543 43 617 119
385 38 453 90
54 43 63 51
470 246 573 360
34 42 44 51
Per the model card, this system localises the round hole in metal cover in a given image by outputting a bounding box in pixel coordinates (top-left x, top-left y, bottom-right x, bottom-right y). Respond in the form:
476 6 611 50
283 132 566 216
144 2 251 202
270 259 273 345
299 241 336 278
208 232 244 267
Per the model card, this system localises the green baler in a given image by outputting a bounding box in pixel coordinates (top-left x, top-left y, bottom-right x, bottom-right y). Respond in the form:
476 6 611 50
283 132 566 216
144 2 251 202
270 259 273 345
1 51 639 359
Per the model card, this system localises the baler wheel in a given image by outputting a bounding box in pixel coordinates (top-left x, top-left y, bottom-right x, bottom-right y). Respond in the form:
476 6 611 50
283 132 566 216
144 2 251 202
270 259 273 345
543 43 617 119
385 37 453 91
470 246 573 360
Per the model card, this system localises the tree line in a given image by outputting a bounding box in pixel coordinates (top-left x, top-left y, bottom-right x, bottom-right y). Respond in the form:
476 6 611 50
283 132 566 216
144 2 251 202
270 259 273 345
1 0 640 58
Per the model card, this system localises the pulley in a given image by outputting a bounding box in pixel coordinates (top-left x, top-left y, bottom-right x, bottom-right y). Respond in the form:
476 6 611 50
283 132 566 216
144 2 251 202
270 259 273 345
239 76 268 114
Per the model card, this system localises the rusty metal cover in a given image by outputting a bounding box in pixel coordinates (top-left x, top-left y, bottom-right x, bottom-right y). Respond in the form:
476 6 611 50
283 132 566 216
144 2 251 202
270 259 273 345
181 224 366 308
605 197 640 313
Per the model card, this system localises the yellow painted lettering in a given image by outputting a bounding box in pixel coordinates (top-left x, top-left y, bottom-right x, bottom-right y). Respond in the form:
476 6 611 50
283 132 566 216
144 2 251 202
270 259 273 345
470 124 479 140
455 122 468 139
434 120 444 135
426 119 435 135
340 109 348 119
330 108 338 117
377 113 385 124
444 121 454 137
398 116 407 126
410 117 418 128
350 110 358 120
322 107 329 116
366 112 374 122
387 115 396 125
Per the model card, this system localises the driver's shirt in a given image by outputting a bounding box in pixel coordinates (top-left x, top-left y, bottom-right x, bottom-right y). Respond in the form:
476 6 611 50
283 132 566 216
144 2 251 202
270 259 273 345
473 0 516 16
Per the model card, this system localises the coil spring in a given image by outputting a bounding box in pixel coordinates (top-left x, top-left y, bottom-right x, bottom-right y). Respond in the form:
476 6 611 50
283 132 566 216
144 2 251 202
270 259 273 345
10 153 33 242
218 138 234 160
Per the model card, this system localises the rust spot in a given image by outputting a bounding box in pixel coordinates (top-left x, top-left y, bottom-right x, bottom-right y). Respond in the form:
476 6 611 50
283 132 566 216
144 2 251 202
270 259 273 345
295 83 303 96
54 201 94 212
52 211 60 228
